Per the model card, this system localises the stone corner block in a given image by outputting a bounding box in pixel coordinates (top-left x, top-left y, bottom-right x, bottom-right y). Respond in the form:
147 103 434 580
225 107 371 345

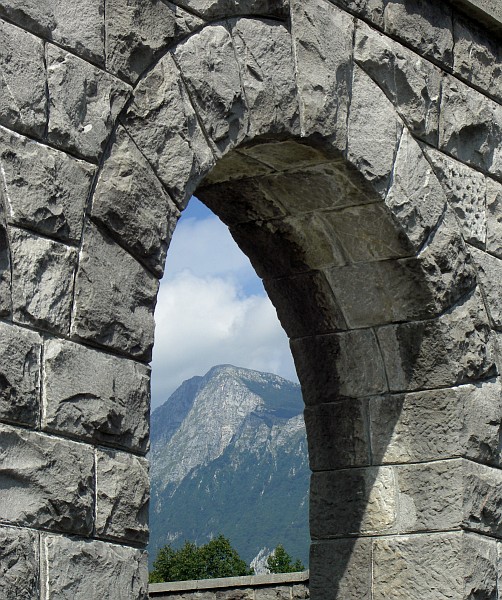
95 448 149 545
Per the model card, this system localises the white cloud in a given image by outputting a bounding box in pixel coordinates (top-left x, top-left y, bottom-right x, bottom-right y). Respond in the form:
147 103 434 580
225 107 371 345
150 271 298 409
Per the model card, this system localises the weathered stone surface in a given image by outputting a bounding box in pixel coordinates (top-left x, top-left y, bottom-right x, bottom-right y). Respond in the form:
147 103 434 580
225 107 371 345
255 587 290 599
395 460 463 532
422 145 487 247
230 18 299 138
43 338 150 453
311 466 397 537
264 270 347 338
453 15 502 105
334 0 385 26
10 228 77 334
291 329 388 404
106 0 203 83
71 223 158 361
169 0 288 19
0 0 105 64
440 75 502 179
92 126 179 276
463 461 502 537
202 150 274 186
347 66 403 197
231 211 350 280
0 126 95 243
174 25 247 155
291 0 353 145
305 399 369 471
384 0 454 65
376 289 495 392
47 46 131 161
239 140 331 172
0 322 41 427
486 178 502 258
42 534 148 599
0 526 39 600
310 538 371 600
0 424 94 534
0 20 46 138
373 532 497 600
471 247 502 329
370 380 502 466
355 21 442 144
326 210 475 327
123 53 214 207
96 449 149 544
385 129 446 251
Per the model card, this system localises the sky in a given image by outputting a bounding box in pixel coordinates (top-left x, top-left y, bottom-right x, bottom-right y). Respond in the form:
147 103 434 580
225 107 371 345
150 197 298 410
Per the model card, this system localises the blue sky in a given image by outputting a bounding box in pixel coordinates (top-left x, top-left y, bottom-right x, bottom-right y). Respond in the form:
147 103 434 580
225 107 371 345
150 197 298 409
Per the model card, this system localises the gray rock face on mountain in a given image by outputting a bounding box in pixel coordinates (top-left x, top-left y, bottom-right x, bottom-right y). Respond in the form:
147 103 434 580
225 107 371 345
149 365 310 567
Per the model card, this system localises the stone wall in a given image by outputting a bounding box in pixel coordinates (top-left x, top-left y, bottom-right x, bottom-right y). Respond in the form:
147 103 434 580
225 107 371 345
148 572 309 599
1 1 502 599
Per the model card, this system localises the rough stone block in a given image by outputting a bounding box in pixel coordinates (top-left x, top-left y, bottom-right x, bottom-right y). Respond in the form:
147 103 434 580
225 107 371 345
0 126 96 244
486 178 502 259
471 247 502 329
123 53 214 207
463 461 502 537
291 329 388 404
230 18 299 138
174 25 247 156
370 380 502 466
333 0 385 26
230 210 350 280
326 210 475 327
385 128 447 251
10 228 77 335
42 338 150 453
0 20 46 138
96 449 149 544
422 145 487 247
0 0 105 64
0 424 94 534
383 0 454 65
291 0 353 146
42 534 148 599
373 532 497 600
439 75 502 180
0 526 39 600
309 538 372 600
0 322 41 428
376 289 495 392
347 66 403 197
355 20 442 144
255 587 290 599
264 270 348 338
105 0 203 83
201 149 274 186
47 45 131 162
453 15 502 105
311 466 397 538
92 126 179 277
71 223 158 361
304 399 369 471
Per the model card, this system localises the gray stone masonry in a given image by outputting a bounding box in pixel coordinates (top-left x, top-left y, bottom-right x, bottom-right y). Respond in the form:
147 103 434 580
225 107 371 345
1 1 502 599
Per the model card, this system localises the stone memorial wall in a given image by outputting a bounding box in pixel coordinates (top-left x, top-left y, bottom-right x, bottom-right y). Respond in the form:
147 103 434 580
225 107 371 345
0 0 502 598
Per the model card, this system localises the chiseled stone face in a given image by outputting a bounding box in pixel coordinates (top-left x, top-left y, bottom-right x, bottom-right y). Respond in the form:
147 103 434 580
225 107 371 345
42 534 148 600
0 526 39 600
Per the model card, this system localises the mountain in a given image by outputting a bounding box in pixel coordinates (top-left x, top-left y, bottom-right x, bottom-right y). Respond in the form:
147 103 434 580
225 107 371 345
148 364 310 569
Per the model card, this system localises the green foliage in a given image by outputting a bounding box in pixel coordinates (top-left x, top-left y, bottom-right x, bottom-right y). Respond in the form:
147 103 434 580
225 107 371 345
267 545 305 574
149 535 254 583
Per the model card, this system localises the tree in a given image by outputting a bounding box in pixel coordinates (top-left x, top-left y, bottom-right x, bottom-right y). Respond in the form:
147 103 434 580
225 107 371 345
266 545 305 574
149 535 254 583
